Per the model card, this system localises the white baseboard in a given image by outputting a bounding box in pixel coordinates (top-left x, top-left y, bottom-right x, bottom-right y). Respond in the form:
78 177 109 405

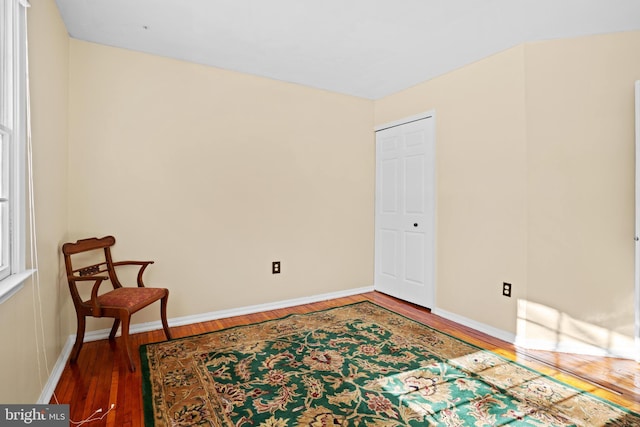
39 285 375 403
431 307 517 344
38 335 74 404
82 285 375 341
431 307 637 361
514 336 638 361
168 285 375 328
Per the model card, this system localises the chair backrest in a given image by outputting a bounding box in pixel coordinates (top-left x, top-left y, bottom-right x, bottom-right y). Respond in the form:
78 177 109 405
62 236 123 307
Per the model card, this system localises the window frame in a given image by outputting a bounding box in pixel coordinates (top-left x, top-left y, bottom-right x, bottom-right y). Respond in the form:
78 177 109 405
0 0 31 305
0 125 12 281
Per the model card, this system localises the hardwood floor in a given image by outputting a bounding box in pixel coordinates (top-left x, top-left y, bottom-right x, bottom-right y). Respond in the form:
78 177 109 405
51 292 640 426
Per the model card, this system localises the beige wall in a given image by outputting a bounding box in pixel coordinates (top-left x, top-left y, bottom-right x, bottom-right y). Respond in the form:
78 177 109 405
67 40 375 329
524 31 640 354
375 46 529 334
0 0 69 403
375 31 640 354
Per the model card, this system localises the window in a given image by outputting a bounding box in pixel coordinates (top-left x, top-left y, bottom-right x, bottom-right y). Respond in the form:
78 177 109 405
0 0 30 303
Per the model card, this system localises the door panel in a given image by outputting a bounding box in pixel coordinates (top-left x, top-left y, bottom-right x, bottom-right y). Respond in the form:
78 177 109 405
379 229 398 278
380 159 398 213
405 154 425 213
404 231 425 284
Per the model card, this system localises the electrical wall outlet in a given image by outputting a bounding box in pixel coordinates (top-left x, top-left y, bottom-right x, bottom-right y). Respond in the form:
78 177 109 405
502 282 512 297
272 261 281 274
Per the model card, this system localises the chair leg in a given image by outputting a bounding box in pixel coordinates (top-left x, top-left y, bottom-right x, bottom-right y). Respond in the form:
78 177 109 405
160 293 172 340
120 313 136 372
109 319 120 340
70 314 86 364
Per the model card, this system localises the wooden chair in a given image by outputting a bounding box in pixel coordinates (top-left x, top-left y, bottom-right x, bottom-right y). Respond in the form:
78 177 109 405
62 236 172 372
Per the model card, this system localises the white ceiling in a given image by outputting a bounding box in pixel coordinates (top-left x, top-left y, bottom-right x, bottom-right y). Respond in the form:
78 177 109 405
54 0 640 100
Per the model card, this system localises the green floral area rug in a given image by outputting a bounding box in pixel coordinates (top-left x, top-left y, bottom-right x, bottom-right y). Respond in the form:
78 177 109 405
140 302 640 426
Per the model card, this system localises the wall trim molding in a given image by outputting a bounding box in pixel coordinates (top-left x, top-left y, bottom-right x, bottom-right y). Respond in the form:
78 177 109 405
38 285 374 403
84 285 375 342
431 307 517 344
513 336 638 361
38 335 74 404
430 307 638 360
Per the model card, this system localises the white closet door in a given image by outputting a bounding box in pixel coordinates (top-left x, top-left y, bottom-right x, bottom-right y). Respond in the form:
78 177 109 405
374 115 435 308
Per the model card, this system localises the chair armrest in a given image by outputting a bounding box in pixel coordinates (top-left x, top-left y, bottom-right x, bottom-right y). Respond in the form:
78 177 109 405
68 275 110 316
112 261 154 267
112 260 155 287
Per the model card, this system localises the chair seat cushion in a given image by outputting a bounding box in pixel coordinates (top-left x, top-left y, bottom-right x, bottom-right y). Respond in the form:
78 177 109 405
94 287 167 312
